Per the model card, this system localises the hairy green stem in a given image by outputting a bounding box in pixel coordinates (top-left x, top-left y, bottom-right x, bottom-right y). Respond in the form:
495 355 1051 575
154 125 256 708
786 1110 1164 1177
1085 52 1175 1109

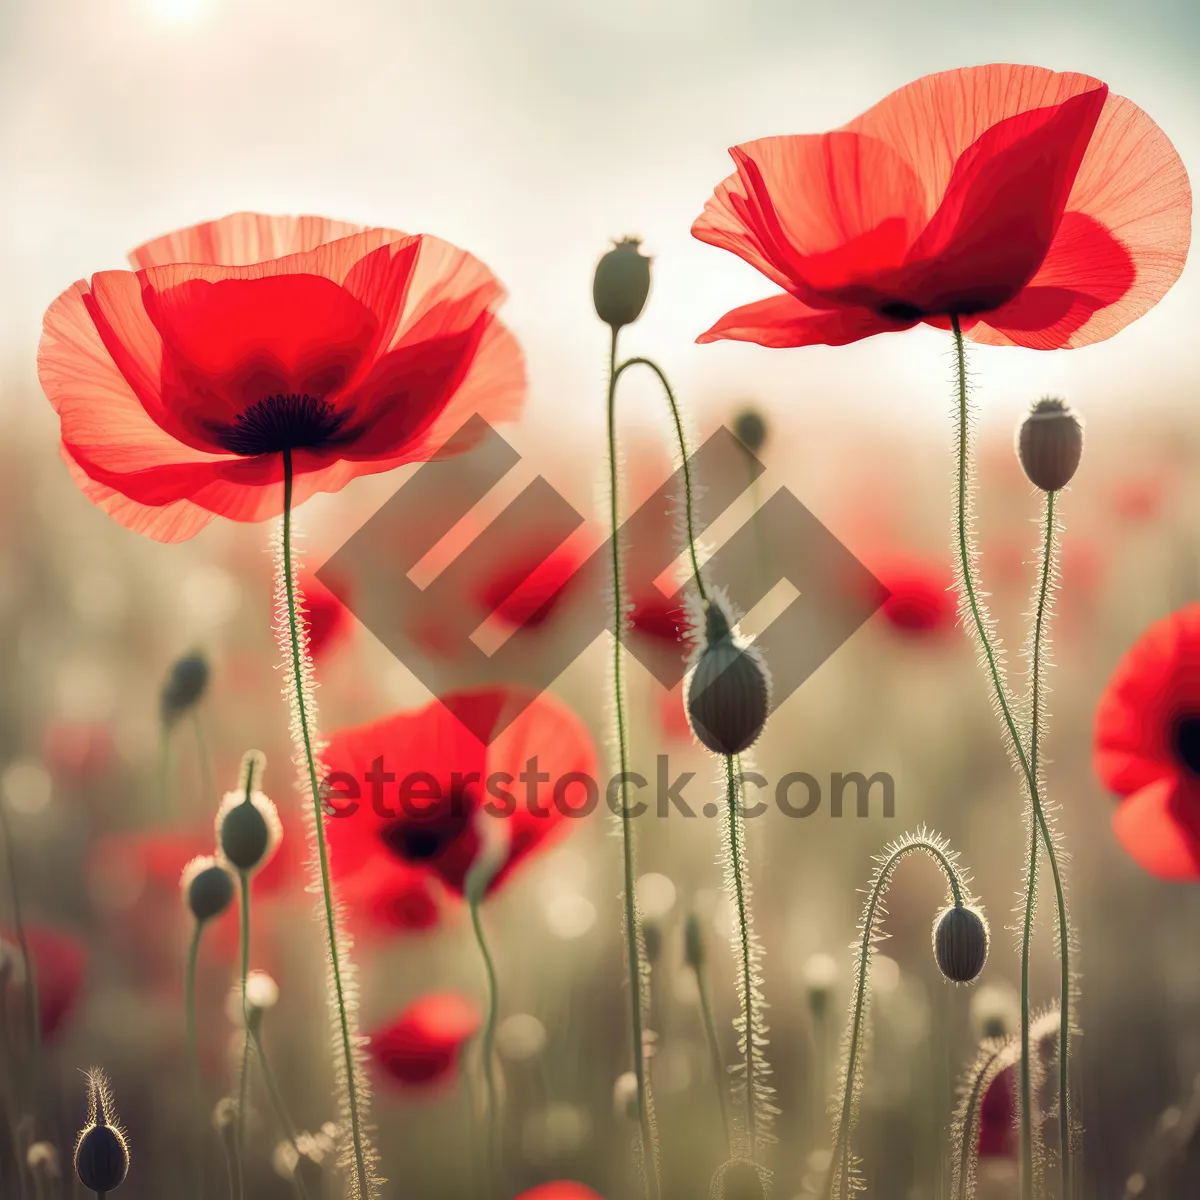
824 834 967 1200
949 318 1071 1200
605 328 661 1200
469 895 500 1197
724 756 757 1155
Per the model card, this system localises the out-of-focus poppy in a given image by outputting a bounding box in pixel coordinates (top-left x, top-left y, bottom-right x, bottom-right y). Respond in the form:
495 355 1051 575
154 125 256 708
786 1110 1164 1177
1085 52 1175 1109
479 544 586 630
870 556 957 638
977 1065 1017 1159
369 991 480 1088
1 924 87 1041
516 1185 605 1200
1094 603 1200 878
300 568 353 663
337 856 441 936
38 212 525 542
41 720 115 785
693 65 1190 350
323 689 598 899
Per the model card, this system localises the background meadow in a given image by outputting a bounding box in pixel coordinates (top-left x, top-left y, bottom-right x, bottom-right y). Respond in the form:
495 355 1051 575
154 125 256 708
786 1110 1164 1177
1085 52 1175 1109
1 2 1199 1198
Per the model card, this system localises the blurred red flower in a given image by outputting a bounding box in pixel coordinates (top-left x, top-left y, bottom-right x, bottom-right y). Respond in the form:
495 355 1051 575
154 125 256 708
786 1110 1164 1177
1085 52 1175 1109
977 1065 1017 1159
369 991 480 1088
300 568 353 663
337 856 442 936
42 720 115 785
1 925 87 1041
693 64 1190 350
324 689 598 900
1094 603 1200 878
872 557 957 638
517 1185 605 1200
479 544 585 630
39 212 525 542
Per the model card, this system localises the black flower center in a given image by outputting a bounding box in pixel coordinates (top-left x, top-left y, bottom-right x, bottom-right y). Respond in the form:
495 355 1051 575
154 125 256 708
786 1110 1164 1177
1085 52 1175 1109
878 301 925 321
212 393 352 456
1174 715 1200 777
377 789 473 865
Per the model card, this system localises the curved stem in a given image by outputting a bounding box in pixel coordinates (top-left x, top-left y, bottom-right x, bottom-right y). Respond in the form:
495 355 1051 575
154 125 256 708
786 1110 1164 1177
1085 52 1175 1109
724 755 757 1155
612 355 708 604
605 329 661 1200
950 317 1071 1200
280 450 372 1199
234 871 251 1195
250 1023 311 1200
824 833 969 1200
468 896 500 1198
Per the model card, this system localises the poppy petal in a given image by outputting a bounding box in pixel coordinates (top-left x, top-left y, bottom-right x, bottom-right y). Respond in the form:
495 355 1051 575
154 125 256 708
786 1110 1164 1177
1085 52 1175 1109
1112 776 1200 881
697 293 915 348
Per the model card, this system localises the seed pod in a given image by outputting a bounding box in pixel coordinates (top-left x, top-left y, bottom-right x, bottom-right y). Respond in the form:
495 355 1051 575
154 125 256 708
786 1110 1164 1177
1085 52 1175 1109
933 904 989 983
181 856 236 922
75 1071 128 1195
1016 397 1083 491
216 751 280 874
593 237 651 330
160 652 210 724
686 602 769 756
732 407 768 456
710 1158 767 1200
683 912 705 970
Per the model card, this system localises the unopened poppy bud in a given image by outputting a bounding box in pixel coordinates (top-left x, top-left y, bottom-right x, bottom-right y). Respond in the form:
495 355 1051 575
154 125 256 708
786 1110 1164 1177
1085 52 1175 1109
216 750 280 874
732 407 768 456
686 601 770 756
593 237 651 330
1016 397 1083 492
933 904 989 983
75 1070 128 1195
683 912 706 970
182 856 236 923
711 1158 767 1200
160 652 210 724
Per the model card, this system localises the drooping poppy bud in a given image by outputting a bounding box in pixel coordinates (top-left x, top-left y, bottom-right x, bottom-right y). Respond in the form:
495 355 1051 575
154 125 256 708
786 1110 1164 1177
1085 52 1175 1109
933 905 989 983
593 237 651 330
686 600 770 756
160 652 210 725
732 407 768 456
216 751 280 874
1016 397 1083 492
711 1158 767 1199
74 1070 129 1195
181 856 236 923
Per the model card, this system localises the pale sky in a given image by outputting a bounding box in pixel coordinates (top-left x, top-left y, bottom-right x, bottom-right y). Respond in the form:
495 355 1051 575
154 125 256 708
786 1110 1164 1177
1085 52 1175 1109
1 0 1197 447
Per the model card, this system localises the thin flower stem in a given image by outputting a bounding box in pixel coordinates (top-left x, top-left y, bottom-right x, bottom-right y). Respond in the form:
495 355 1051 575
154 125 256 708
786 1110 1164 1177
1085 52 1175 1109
159 721 174 815
468 896 500 1198
692 958 731 1157
249 1023 311 1200
234 872 251 1194
0 796 39 1064
612 355 708 604
824 832 967 1200
724 755 757 1155
185 919 206 1200
280 450 372 1200
949 317 1071 1200
605 327 661 1200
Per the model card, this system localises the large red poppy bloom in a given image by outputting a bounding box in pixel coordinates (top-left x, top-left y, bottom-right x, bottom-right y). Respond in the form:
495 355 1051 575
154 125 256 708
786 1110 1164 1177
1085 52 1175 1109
693 64 1190 350
324 689 598 898
1094 604 1200 879
369 991 480 1088
39 213 525 542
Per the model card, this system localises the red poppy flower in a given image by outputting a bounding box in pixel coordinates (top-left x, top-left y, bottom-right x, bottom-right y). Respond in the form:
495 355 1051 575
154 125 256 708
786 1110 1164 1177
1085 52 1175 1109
517 1185 605 1200
1094 604 1200 878
42 720 115 784
479 544 585 630
324 689 598 898
1 925 87 1041
869 556 956 638
693 64 1190 350
977 1065 1017 1158
369 991 480 1088
338 856 441 936
38 212 525 542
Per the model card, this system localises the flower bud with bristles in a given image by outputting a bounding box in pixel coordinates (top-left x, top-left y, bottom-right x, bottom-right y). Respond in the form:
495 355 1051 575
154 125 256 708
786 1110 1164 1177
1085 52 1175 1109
160 652 210 725
933 905 989 983
74 1069 129 1195
710 1158 768 1199
732 407 768 456
686 599 770 756
216 750 280 874
1016 397 1083 492
593 237 651 330
181 856 235 923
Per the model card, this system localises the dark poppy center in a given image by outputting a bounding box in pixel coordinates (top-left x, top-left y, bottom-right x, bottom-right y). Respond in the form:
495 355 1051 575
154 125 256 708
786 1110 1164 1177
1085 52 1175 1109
1174 715 1200 776
212 393 352 456
377 788 473 865
878 301 926 321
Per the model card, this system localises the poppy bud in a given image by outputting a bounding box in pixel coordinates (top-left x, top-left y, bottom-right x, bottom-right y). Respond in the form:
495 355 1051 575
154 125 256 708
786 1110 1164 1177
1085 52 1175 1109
933 904 989 983
686 601 770 756
711 1158 767 1200
732 407 768 456
1016 397 1083 492
683 912 706 970
593 237 651 330
216 751 280 874
181 856 236 923
74 1070 128 1195
160 652 210 724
